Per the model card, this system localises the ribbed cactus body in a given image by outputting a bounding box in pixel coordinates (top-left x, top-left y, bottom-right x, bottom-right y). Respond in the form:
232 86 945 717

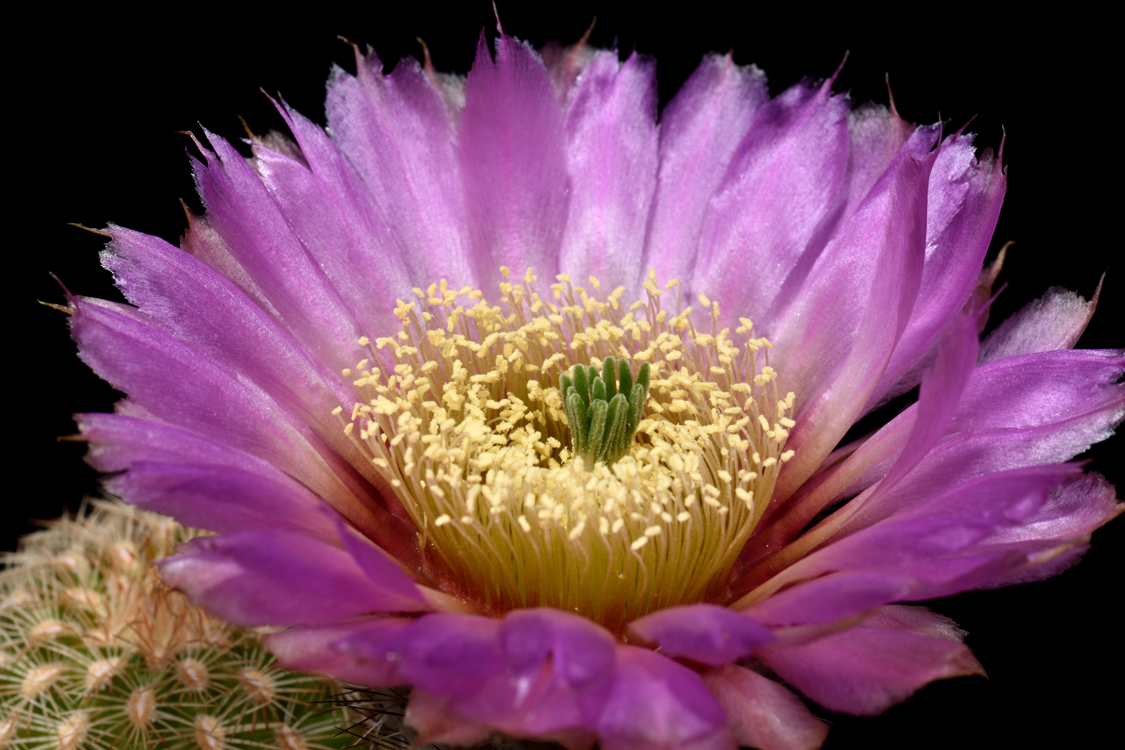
0 501 407 750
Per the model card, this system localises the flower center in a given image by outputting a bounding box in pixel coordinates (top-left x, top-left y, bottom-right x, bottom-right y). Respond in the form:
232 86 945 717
337 269 794 634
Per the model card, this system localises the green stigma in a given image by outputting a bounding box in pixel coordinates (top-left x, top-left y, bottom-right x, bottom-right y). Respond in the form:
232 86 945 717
560 357 651 470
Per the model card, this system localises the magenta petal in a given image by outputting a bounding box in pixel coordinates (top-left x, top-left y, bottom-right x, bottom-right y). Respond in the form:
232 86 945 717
248 109 414 342
590 646 731 750
773 143 935 499
979 284 1102 363
323 49 475 289
405 689 498 747
835 106 918 226
759 606 984 716
851 312 980 502
702 665 828 750
158 530 427 626
99 225 393 502
986 472 1121 547
557 50 657 292
865 135 1006 409
499 608 616 687
752 465 1078 624
746 571 920 627
692 77 850 325
358 614 505 695
628 604 774 666
645 54 768 287
775 348 1123 525
70 296 415 560
333 518 431 607
79 412 305 486
460 32 569 288
744 311 979 569
105 461 337 543
264 618 412 686
71 299 344 496
977 472 1123 586
448 610 616 737
189 129 364 373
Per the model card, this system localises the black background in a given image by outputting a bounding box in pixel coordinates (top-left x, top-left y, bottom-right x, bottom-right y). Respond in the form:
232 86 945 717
10 3 1120 748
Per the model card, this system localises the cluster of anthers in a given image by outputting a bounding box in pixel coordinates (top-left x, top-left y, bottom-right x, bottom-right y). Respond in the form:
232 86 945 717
337 269 795 635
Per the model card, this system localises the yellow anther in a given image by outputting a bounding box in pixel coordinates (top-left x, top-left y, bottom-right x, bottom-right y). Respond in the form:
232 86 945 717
341 268 792 631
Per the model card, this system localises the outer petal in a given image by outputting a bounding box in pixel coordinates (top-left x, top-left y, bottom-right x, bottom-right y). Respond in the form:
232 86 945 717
744 464 1077 625
976 472 1122 586
557 50 658 293
692 77 850 325
248 109 414 343
460 609 618 737
324 48 475 289
834 105 917 227
979 284 1102 363
743 311 979 572
362 614 505 695
70 297 416 562
264 618 413 686
772 144 934 500
758 606 984 716
701 665 828 750
188 130 364 375
158 530 427 626
628 604 774 666
79 412 320 494
460 33 569 289
865 135 1007 410
405 689 498 748
105 461 338 543
99 224 408 518
645 54 768 286
766 348 1124 532
591 646 733 750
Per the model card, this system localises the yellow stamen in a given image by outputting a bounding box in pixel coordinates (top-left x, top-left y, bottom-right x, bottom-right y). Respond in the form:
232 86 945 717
341 271 793 634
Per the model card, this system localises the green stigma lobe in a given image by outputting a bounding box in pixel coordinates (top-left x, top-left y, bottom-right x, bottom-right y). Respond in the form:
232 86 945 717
563 359 651 470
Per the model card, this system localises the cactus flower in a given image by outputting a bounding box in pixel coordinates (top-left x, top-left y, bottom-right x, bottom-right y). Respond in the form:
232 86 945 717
62 27 1122 750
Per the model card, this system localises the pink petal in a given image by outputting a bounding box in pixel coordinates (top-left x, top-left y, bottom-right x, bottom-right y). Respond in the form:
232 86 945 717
592 646 733 750
645 54 768 287
557 50 658 292
357 614 505 695
100 224 400 504
691 76 851 326
70 297 415 561
702 664 828 750
767 348 1123 532
744 311 978 571
248 108 415 342
460 32 569 289
745 465 1077 625
866 135 1006 410
979 283 1102 363
264 618 413 686
976 472 1122 587
458 609 617 737
628 604 774 666
158 530 427 626
772 144 935 500
324 48 475 289
188 129 364 374
105 461 337 544
405 689 497 747
758 606 984 716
